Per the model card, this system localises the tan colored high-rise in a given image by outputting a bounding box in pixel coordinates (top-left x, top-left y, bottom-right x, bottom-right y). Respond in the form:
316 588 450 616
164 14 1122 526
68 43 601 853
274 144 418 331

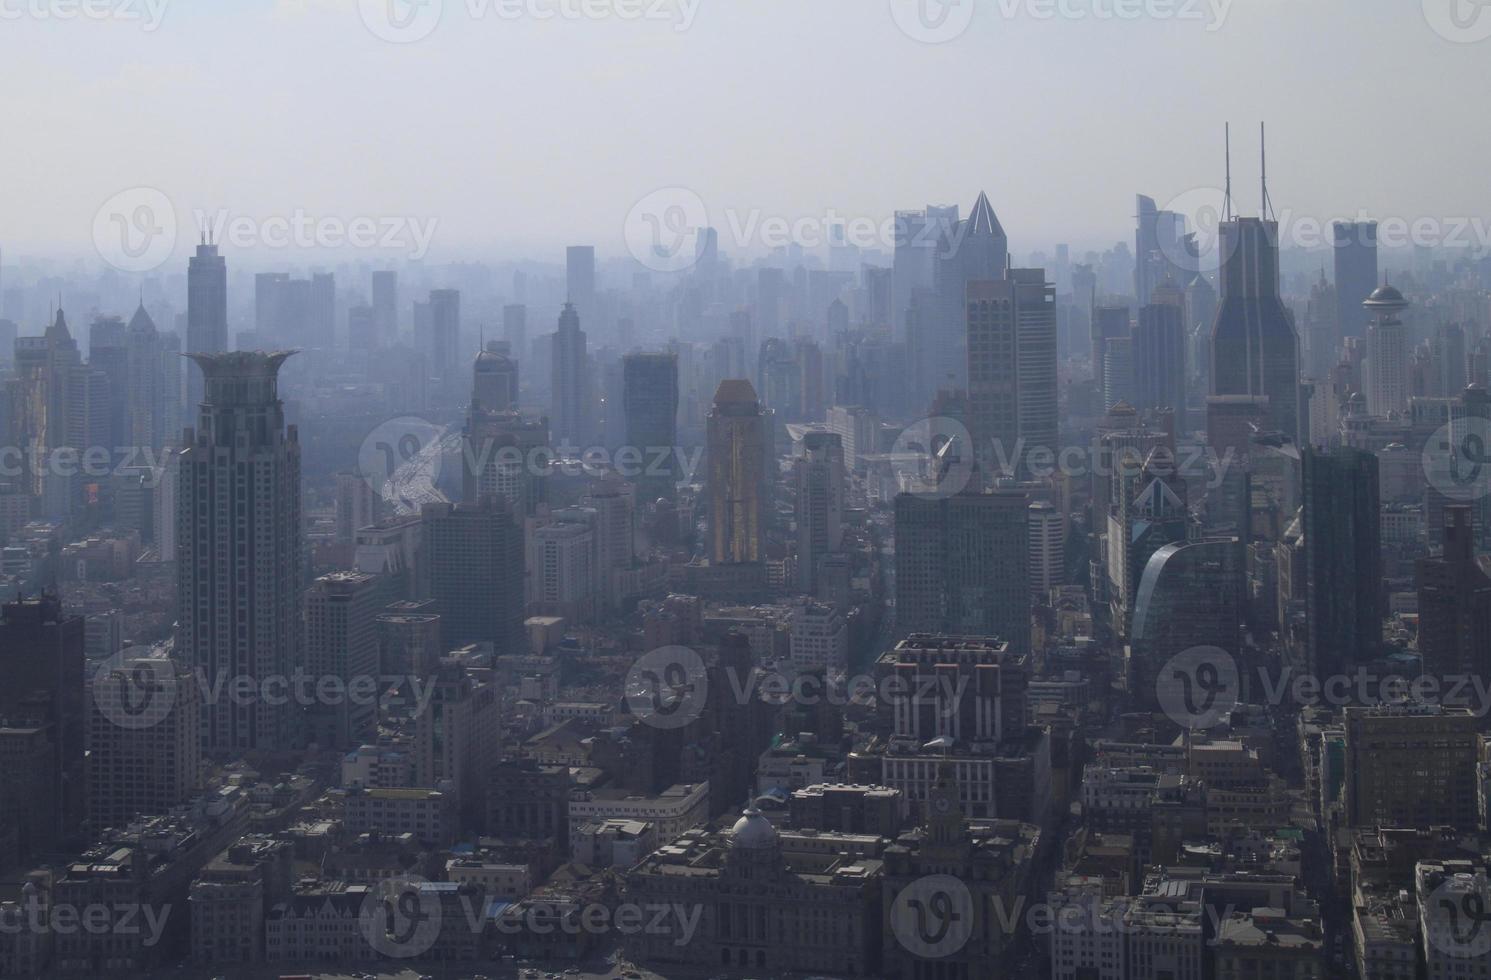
707 379 768 564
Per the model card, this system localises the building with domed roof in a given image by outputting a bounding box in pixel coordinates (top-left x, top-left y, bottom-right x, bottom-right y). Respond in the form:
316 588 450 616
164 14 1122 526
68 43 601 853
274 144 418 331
623 804 884 975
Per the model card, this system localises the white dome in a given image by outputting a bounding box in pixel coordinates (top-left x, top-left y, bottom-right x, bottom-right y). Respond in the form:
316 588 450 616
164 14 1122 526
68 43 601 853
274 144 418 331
729 806 778 849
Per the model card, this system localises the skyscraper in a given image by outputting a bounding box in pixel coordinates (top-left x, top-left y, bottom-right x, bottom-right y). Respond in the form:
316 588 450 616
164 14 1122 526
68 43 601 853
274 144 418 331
473 341 518 412
551 301 591 447
0 594 86 847
177 351 302 753
1134 194 1192 307
429 288 461 385
186 237 228 410
1133 301 1187 426
371 270 398 348
924 193 1006 402
622 351 680 502
1129 538 1244 712
793 430 844 593
1416 505 1491 688
304 571 381 749
965 269 1057 480
1333 221 1379 341
566 245 597 333
1363 284 1409 417
707 379 769 565
1210 217 1302 443
422 497 526 654
503 303 527 362
125 302 172 451
894 489 1031 654
1302 446 1382 678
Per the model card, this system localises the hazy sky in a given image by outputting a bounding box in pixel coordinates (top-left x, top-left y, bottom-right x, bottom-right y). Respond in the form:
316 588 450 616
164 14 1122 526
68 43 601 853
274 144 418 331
4 0 1490 267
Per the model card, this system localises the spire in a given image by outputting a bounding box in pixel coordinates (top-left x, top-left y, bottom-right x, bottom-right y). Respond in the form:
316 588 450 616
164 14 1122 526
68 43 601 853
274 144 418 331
1223 122 1233 222
967 191 1006 239
1260 121 1275 221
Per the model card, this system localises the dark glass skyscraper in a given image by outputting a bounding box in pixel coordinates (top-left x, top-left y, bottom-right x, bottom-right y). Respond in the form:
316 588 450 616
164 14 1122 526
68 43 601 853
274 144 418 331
1333 220 1379 341
1210 217 1301 443
622 351 680 502
1302 446 1382 678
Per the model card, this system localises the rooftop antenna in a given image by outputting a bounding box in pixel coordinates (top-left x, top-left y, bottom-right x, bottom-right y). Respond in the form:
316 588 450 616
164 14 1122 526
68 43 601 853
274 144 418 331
1223 123 1234 223
1261 122 1275 222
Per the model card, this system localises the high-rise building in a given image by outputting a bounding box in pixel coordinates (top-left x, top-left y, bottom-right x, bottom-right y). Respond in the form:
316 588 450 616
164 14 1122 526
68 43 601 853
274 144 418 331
371 270 398 348
1363 285 1409 417
87 651 200 830
1027 500 1064 597
1344 705 1479 830
622 352 680 502
566 245 597 333
1333 221 1379 342
1211 217 1301 443
429 288 461 385
125 302 172 451
1135 194 1193 306
1133 301 1187 426
503 303 527 363
528 521 595 621
1129 538 1244 712
1416 505 1491 688
1302 446 1382 678
89 314 130 449
793 430 844 593
707 379 769 565
924 193 1006 402
472 341 518 412
966 269 1058 480
894 489 1031 653
0 594 86 847
422 497 525 654
186 238 228 410
304 571 382 749
551 301 591 447
1107 450 1190 637
177 352 302 753
1101 336 1135 415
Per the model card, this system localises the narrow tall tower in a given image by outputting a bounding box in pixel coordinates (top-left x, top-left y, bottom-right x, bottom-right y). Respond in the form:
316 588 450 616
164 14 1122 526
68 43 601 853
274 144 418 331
177 351 302 754
186 236 228 411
